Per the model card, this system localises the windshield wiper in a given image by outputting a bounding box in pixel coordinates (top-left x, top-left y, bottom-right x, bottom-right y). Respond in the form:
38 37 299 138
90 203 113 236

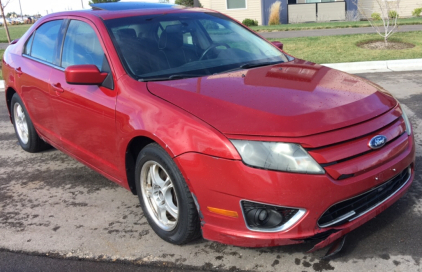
217 61 284 75
240 61 284 69
139 74 201 82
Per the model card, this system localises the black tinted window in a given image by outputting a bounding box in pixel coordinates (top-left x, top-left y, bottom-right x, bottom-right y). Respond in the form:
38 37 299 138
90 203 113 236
31 20 63 63
23 33 34 55
61 20 105 70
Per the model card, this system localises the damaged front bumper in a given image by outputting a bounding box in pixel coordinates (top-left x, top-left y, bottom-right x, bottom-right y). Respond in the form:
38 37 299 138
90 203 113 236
174 135 415 250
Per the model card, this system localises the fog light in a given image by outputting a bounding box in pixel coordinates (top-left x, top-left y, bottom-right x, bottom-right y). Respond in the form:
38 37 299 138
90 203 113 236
246 208 283 228
241 200 306 232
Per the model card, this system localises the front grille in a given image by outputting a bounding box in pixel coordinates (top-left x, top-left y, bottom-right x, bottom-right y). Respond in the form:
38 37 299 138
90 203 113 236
307 114 407 180
318 167 411 228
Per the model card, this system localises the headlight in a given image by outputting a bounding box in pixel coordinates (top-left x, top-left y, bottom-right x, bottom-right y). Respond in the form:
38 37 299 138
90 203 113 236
230 140 325 174
401 106 412 135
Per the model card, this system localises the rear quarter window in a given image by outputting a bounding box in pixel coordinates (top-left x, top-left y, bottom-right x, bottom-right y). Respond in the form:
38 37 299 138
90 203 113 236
23 33 34 55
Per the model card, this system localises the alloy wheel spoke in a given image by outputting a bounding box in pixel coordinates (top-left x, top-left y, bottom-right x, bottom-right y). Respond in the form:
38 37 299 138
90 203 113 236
161 180 173 195
145 186 153 198
165 200 178 219
18 107 24 120
156 202 169 225
150 165 166 188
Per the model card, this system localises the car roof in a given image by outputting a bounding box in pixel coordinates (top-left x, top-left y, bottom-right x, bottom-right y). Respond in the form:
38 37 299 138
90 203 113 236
41 2 211 21
90 2 176 11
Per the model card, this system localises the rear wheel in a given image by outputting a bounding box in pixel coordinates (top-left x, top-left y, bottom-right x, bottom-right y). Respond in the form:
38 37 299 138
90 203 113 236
11 93 49 153
135 143 201 244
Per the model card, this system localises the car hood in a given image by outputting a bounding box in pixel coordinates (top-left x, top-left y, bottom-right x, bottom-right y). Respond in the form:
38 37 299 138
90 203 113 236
147 59 397 137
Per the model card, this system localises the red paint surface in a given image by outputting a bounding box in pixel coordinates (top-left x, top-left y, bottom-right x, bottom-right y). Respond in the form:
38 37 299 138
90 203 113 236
65 65 108 85
2 7 416 248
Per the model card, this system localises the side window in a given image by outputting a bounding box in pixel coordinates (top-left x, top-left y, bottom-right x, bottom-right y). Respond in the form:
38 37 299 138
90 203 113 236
23 33 34 55
31 20 63 63
61 20 106 71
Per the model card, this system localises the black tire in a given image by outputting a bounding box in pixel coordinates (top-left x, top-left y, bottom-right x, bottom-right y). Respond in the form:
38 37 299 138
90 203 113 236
135 143 201 244
11 93 49 153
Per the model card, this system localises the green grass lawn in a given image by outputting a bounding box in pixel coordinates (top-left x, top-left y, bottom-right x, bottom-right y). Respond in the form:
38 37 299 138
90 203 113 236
251 17 422 32
272 31 422 64
0 24 32 43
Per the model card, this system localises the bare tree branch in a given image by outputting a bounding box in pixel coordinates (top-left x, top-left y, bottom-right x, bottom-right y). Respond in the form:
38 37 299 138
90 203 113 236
354 0 401 44
2 0 11 8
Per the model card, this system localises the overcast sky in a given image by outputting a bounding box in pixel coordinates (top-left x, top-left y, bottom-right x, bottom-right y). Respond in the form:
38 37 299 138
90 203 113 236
4 0 175 16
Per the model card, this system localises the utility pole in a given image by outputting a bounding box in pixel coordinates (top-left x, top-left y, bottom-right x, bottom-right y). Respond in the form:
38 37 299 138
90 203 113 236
0 0 11 43
18 0 23 20
81 0 84 9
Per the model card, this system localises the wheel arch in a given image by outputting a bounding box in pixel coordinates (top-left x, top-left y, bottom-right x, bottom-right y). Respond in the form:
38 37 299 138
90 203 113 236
125 136 155 195
5 87 17 122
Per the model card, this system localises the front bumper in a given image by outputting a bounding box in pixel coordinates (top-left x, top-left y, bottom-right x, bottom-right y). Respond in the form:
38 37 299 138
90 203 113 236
174 135 415 248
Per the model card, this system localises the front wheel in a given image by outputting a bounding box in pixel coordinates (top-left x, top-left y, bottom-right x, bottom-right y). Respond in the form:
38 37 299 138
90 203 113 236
11 93 49 153
135 143 201 244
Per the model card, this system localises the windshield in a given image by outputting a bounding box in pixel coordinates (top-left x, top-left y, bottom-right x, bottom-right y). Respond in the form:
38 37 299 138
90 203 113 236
104 12 289 81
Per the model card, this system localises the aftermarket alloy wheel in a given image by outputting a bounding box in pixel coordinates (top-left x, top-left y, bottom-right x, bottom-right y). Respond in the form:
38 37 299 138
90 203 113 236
11 93 49 153
135 143 201 244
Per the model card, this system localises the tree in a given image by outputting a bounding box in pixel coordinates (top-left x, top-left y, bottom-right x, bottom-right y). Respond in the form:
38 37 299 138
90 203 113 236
89 0 120 4
0 0 12 43
354 0 401 45
175 0 194 7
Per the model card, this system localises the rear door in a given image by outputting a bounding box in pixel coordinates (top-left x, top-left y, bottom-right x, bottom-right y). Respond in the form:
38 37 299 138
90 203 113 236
49 18 120 178
13 19 65 144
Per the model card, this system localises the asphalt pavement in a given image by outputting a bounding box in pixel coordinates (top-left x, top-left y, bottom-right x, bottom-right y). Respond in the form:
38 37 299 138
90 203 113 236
0 71 421 272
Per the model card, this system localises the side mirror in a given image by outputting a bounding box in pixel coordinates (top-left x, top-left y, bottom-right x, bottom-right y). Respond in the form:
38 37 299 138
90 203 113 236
271 41 283 50
65 65 108 85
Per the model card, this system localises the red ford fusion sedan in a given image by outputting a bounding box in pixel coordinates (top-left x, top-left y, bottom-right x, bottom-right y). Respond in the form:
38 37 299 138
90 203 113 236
3 2 415 250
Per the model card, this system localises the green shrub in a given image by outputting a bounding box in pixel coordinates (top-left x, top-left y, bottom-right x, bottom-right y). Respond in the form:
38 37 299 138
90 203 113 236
242 18 258 27
175 0 194 7
371 13 381 21
412 8 422 17
388 10 399 19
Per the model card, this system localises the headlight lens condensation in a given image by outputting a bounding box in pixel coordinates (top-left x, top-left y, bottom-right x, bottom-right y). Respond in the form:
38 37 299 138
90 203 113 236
230 140 325 174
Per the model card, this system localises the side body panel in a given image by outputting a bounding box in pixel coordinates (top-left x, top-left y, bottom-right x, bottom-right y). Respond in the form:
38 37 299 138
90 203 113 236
114 75 241 189
13 56 58 142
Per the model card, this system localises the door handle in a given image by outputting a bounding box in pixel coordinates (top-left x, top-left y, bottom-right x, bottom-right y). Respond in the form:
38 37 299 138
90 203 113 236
15 67 23 76
52 83 64 93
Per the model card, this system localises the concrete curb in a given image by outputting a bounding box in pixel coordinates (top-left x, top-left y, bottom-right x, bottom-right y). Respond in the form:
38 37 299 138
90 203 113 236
323 58 422 74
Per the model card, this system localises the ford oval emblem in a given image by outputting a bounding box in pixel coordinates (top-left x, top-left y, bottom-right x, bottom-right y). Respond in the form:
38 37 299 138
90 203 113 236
369 135 387 149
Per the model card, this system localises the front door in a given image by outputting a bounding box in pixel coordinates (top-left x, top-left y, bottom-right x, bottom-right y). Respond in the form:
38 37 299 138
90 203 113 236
49 19 120 179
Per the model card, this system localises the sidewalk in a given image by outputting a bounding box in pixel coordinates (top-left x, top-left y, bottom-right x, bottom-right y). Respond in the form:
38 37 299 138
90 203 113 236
260 24 422 39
